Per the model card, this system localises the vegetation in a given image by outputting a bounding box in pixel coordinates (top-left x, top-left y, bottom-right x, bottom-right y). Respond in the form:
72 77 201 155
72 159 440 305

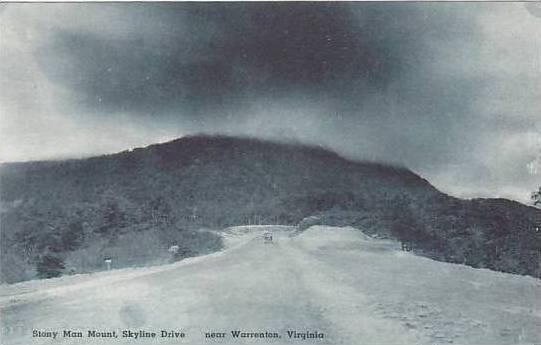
532 186 541 207
36 254 65 279
1 135 540 282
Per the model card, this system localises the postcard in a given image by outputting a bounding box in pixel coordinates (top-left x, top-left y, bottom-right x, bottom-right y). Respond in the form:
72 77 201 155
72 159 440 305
1 2 540 345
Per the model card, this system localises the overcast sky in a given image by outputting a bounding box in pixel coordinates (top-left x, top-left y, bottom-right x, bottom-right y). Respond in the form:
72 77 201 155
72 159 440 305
0 2 540 204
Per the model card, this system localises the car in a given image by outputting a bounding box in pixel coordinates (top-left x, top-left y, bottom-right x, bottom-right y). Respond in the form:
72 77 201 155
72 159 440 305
263 232 273 243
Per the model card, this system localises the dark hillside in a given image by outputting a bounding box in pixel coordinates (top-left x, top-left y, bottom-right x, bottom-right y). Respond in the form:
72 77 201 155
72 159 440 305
1 135 539 282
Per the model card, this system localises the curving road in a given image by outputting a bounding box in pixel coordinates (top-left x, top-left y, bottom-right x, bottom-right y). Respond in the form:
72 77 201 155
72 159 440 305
1 225 540 345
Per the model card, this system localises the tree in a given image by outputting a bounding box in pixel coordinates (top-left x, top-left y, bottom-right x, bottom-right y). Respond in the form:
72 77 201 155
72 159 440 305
97 199 126 233
387 195 419 248
61 221 84 250
532 187 541 207
36 254 65 279
148 196 173 226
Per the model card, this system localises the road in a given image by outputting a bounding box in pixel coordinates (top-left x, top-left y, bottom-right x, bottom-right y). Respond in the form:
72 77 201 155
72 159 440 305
1 225 540 345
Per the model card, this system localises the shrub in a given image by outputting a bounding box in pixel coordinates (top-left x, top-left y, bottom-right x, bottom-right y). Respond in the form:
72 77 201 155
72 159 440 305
36 254 65 279
298 216 322 231
172 246 195 261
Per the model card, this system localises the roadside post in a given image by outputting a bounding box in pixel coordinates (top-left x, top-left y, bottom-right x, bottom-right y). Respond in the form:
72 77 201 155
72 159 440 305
104 257 112 270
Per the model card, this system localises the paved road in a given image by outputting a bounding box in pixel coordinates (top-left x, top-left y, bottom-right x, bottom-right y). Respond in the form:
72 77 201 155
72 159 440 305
1 226 540 345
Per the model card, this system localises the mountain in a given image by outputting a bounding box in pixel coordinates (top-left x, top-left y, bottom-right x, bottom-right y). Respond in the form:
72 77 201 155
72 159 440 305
1 135 540 283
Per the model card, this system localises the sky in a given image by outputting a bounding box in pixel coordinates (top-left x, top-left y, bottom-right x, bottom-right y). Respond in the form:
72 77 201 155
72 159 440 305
0 2 540 204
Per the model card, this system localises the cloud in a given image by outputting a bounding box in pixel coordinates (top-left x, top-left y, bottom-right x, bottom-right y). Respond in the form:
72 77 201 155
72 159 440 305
30 3 411 115
0 3 539 204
